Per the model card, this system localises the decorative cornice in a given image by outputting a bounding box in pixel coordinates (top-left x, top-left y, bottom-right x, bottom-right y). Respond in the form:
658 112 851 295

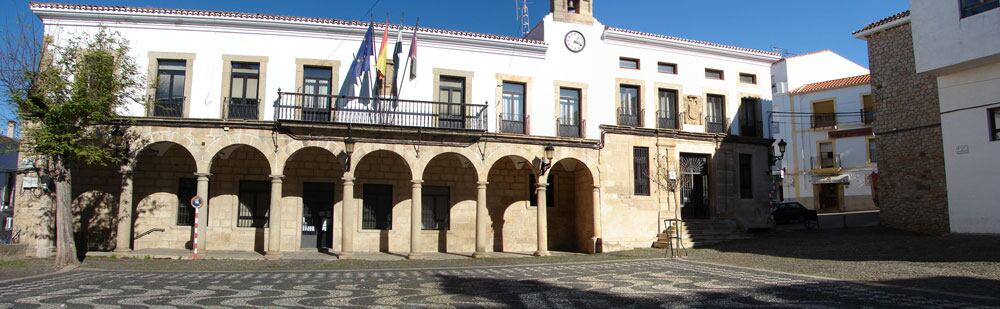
603 26 781 63
599 125 774 146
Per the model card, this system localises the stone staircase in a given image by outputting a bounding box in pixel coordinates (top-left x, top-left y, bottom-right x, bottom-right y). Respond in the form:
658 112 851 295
653 220 751 249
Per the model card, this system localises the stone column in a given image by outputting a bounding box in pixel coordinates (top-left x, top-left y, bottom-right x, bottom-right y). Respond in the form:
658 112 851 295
114 168 133 252
534 180 550 256
340 175 356 259
266 175 284 259
591 185 602 253
473 181 488 258
195 173 210 251
408 180 423 259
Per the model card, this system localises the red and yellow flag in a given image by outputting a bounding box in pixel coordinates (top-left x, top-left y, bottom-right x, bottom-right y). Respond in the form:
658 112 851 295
376 19 389 80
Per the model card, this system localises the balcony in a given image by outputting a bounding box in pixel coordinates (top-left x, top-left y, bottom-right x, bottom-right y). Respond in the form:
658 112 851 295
656 110 678 130
558 116 581 138
810 154 842 175
152 97 184 117
862 110 875 125
705 116 728 134
617 108 640 127
811 113 837 129
500 113 526 134
227 97 260 120
275 92 488 131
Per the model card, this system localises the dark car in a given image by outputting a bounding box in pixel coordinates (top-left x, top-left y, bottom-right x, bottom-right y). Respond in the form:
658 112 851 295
771 202 818 225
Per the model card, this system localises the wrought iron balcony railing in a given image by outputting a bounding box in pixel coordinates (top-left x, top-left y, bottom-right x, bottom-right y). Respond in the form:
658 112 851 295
558 115 581 138
500 113 526 134
276 92 488 131
811 113 837 128
810 154 842 171
656 110 678 130
227 97 260 120
862 110 875 125
617 108 640 127
152 97 184 117
706 116 728 134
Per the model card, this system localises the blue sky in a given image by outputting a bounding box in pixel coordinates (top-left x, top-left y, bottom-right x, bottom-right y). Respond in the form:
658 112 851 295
1 0 908 122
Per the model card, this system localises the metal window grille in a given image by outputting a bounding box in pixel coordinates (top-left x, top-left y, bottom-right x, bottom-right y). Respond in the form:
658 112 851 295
237 181 270 228
176 178 197 226
633 147 650 196
421 186 450 230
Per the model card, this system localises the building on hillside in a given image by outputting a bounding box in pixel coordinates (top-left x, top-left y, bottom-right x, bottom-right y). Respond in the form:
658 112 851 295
771 51 878 213
854 10 951 234
907 1 1000 234
15 1 779 258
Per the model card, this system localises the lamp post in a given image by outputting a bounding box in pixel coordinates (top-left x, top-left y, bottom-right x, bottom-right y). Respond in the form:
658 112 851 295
343 136 356 171
539 144 556 175
770 139 787 165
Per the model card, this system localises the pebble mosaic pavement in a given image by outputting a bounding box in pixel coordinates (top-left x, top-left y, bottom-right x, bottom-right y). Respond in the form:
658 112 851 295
0 259 995 308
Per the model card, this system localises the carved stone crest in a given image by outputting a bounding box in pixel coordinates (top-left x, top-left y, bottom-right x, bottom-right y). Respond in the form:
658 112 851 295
684 95 703 125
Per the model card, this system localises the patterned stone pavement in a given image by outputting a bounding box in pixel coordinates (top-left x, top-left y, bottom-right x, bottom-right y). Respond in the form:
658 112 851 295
0 259 996 308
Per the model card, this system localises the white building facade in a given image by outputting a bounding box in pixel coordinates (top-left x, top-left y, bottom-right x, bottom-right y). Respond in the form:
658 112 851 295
909 0 1000 234
15 1 779 258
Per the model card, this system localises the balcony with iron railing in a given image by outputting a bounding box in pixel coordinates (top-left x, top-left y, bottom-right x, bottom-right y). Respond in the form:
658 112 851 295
500 113 527 134
862 109 875 125
226 97 260 120
617 107 641 127
275 91 488 131
558 115 582 138
810 154 842 175
151 96 184 117
705 116 729 134
811 113 838 129
656 110 679 130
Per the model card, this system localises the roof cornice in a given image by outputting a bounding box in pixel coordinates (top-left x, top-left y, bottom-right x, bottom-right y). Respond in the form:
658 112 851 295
602 27 781 63
853 11 911 39
31 2 549 56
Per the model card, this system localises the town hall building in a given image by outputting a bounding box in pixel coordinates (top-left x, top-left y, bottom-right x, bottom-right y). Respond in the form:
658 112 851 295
14 1 779 258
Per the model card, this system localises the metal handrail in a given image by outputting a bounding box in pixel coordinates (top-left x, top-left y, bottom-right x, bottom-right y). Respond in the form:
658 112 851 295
133 228 165 240
276 92 488 131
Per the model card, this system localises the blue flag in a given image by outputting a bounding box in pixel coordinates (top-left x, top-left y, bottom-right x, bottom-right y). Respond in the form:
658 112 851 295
350 24 375 81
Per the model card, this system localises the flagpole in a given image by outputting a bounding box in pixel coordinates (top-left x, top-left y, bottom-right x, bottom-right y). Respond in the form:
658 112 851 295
396 18 418 104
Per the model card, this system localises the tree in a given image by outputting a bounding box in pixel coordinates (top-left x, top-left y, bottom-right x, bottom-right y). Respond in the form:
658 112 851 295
1 23 141 267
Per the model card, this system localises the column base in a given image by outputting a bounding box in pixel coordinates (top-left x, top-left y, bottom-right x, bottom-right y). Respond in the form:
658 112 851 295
471 251 489 259
338 252 352 260
533 250 550 257
264 252 283 260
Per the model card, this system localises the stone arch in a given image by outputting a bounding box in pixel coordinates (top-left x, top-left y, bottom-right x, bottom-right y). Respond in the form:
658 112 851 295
348 145 418 179
133 130 202 169
418 151 480 253
207 142 273 253
484 154 538 252
203 133 277 175
352 148 415 252
483 148 541 181
546 157 597 253
130 141 199 251
413 147 482 179
282 146 344 252
275 140 343 174
417 151 479 180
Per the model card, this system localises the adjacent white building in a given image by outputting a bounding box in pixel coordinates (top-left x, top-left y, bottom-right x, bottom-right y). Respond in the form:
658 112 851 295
909 0 1000 234
771 51 878 212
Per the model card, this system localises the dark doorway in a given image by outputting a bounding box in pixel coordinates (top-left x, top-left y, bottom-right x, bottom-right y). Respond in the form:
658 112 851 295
680 153 710 220
362 184 394 230
301 182 335 250
817 183 841 211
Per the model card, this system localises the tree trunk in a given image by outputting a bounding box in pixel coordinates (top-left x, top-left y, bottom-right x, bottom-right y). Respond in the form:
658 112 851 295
53 158 79 267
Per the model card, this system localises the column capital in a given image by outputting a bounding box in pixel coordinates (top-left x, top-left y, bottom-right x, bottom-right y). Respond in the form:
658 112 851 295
411 179 424 185
536 182 549 189
194 172 212 179
342 175 355 183
593 185 601 191
269 174 284 183
477 181 489 188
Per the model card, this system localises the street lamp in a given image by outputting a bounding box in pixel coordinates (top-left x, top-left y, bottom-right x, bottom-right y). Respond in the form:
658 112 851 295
776 139 787 161
539 144 556 175
343 136 356 171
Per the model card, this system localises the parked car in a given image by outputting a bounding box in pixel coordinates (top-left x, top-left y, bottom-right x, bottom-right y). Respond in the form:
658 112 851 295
770 201 818 226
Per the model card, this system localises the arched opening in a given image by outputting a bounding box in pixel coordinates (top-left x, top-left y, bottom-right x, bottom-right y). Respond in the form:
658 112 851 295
282 147 343 252
131 142 198 250
209 144 272 253
486 155 537 253
420 152 477 253
353 149 412 253
71 161 125 254
546 158 595 253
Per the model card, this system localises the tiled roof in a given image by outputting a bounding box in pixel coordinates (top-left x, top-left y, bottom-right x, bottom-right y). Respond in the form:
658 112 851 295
853 10 910 35
793 74 871 94
29 2 546 45
604 26 781 57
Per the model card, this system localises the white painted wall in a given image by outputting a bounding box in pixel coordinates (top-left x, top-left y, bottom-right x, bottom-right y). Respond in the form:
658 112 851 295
911 0 1000 74
938 60 1000 234
37 9 777 140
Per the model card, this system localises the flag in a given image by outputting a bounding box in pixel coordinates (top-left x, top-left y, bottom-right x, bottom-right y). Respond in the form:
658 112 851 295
408 22 418 80
391 24 403 97
350 23 375 82
376 19 389 81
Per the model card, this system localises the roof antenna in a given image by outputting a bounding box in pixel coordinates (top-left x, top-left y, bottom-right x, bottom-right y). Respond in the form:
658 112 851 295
515 0 530 36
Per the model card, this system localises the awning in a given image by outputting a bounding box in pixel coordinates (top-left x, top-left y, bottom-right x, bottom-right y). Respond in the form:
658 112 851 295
813 174 850 184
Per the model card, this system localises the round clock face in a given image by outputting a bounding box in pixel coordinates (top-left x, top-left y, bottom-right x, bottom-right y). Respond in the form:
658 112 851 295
564 31 585 53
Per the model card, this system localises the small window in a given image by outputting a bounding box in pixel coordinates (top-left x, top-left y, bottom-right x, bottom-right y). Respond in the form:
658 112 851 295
819 142 836 168
868 138 878 163
237 181 270 228
619 57 640 70
422 186 450 230
989 107 1000 141
862 94 875 125
739 154 753 199
705 69 724 80
961 0 999 18
633 147 650 196
658 62 677 74
567 0 581 13
176 178 197 226
812 100 837 128
739 73 757 84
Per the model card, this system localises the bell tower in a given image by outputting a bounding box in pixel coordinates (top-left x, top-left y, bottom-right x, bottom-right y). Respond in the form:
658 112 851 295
551 0 595 24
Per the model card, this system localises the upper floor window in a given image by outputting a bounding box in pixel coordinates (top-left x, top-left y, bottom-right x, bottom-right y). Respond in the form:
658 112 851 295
438 76 466 129
302 66 333 122
705 68 724 80
618 85 641 126
961 0 999 18
739 73 757 84
812 100 836 128
739 154 753 199
154 59 186 117
706 94 726 133
558 87 582 138
738 98 762 137
657 89 679 129
989 107 1000 141
501 81 527 134
862 94 875 125
228 62 260 120
619 57 640 70
818 142 836 168
658 62 677 74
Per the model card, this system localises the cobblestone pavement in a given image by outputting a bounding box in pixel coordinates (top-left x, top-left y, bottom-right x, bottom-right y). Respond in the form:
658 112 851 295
0 259 995 308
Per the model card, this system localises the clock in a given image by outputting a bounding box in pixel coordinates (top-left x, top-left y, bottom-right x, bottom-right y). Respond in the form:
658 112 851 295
564 30 585 53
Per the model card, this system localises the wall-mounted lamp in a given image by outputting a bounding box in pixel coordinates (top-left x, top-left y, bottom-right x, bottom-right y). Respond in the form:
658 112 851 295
343 136 356 172
539 144 556 175
769 139 787 165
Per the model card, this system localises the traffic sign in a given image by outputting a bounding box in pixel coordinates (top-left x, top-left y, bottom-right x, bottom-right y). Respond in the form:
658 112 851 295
190 196 203 209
